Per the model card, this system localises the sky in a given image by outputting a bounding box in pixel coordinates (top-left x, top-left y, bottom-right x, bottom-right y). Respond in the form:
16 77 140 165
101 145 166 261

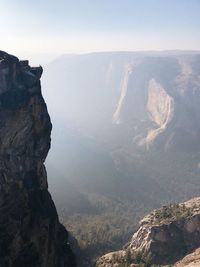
0 0 200 64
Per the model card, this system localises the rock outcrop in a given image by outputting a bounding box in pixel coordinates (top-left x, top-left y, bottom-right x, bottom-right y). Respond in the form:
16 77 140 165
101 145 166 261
96 198 200 267
0 51 76 267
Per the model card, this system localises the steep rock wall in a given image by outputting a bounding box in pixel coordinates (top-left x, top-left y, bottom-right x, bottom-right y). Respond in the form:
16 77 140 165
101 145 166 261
0 51 76 267
141 78 174 148
112 63 133 124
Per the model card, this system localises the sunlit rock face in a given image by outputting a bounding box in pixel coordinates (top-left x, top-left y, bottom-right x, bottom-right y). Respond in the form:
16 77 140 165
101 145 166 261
140 78 174 148
0 51 76 267
112 62 135 124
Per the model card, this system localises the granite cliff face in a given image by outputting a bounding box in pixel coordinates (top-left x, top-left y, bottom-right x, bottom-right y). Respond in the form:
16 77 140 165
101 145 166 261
0 51 76 267
96 197 200 267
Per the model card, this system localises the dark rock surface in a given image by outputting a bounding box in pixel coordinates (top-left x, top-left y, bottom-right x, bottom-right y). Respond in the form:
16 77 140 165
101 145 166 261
0 51 76 267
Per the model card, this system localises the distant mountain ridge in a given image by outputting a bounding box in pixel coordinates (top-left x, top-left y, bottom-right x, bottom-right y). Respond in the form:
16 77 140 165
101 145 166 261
43 51 200 152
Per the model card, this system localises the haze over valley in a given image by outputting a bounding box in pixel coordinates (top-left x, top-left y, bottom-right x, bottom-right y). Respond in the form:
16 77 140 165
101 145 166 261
41 51 200 264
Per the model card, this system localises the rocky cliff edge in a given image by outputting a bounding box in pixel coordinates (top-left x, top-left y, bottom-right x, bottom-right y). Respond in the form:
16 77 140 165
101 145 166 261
0 51 76 267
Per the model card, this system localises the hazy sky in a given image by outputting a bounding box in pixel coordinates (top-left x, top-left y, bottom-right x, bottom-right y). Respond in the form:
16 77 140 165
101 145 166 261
1 0 199 63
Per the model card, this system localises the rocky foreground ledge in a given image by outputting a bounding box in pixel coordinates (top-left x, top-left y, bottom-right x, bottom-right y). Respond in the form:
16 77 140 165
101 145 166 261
0 51 76 267
96 198 200 267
